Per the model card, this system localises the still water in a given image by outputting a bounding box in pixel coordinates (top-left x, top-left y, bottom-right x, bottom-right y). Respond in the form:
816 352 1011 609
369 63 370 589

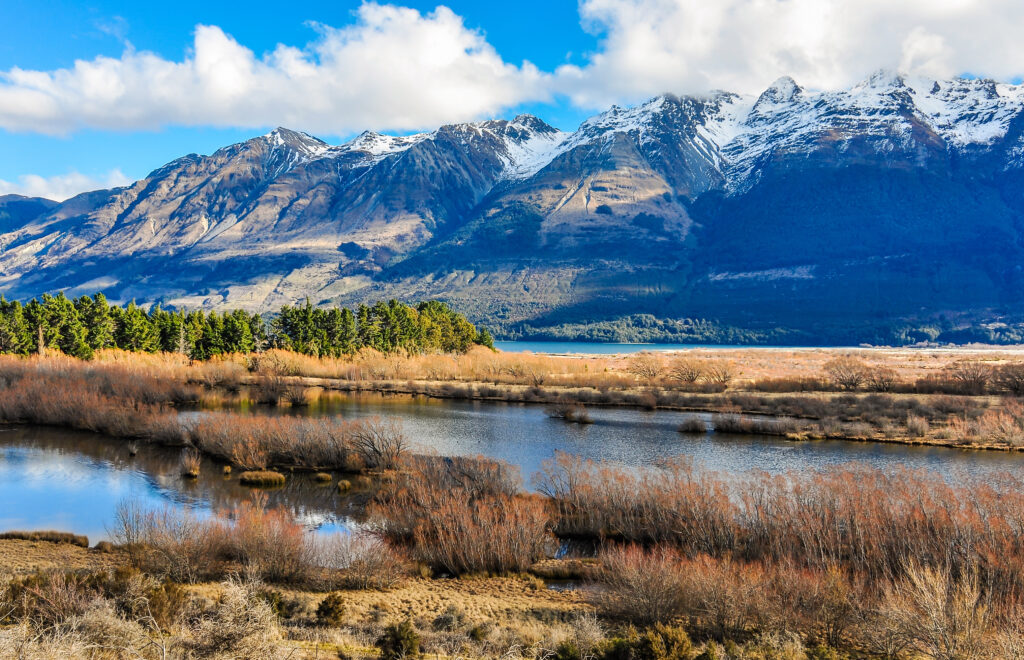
0 426 361 542
493 341 837 354
3 392 1023 541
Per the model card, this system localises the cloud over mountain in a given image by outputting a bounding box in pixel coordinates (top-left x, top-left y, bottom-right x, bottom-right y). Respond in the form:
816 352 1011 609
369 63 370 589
0 1 1022 136
0 4 549 135
0 169 130 201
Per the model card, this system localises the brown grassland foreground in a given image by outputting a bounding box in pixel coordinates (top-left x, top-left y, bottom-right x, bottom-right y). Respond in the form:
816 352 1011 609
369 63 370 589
6 349 1024 657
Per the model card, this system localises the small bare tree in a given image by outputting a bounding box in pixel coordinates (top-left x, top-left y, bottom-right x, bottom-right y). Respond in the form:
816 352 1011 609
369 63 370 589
626 354 663 381
995 363 1024 396
825 357 868 391
947 360 992 395
703 360 735 386
667 356 705 384
351 418 407 471
866 367 899 392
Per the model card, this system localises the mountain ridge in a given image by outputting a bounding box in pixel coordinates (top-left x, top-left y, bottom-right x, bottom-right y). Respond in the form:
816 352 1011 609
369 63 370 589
4 70 1024 344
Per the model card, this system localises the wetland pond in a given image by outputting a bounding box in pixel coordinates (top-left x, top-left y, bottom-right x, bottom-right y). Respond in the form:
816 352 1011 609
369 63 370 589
3 391 1024 541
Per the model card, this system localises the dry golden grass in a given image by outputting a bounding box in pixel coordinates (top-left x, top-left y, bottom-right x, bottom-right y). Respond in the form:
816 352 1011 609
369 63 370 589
191 574 585 627
80 344 1024 394
0 539 126 575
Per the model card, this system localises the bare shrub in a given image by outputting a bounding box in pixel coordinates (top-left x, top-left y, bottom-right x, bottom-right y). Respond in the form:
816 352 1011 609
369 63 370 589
186 580 280 658
351 418 407 470
947 361 992 395
906 414 930 437
974 401 1024 446
590 545 688 624
372 459 551 575
537 453 736 552
230 495 315 583
251 373 287 406
118 505 230 583
702 360 735 386
626 354 663 381
179 447 201 478
284 384 309 407
539 454 1024 606
678 416 708 434
10 572 96 632
995 363 1024 396
111 497 326 586
667 356 704 384
879 562 992 660
824 357 868 391
547 401 593 424
867 367 899 392
312 533 407 590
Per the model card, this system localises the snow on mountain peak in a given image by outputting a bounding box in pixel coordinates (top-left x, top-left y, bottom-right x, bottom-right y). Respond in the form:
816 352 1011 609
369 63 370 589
334 130 430 165
496 122 568 181
907 76 1024 147
856 69 908 91
262 127 330 157
240 74 1022 190
756 76 803 106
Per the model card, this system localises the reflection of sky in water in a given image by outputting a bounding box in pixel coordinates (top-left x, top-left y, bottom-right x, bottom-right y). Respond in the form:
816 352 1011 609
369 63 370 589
4 392 1024 542
0 427 357 542
270 393 1024 486
493 341 815 354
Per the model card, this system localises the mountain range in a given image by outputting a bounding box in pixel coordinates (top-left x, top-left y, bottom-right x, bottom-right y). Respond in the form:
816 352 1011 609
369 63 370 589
3 70 1024 344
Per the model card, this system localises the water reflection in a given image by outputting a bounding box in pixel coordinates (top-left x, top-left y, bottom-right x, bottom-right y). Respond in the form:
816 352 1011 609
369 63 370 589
249 391 1024 483
3 391 1024 542
0 426 364 542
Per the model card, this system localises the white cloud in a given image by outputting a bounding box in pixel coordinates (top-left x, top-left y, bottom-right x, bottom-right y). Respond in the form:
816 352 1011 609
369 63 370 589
1 1 1022 135
556 0 1024 108
0 169 131 201
0 3 549 135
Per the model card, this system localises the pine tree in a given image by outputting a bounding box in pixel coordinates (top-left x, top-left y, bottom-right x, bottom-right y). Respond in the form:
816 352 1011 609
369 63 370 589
222 310 255 353
76 293 116 351
113 302 158 352
0 298 28 354
39 293 92 358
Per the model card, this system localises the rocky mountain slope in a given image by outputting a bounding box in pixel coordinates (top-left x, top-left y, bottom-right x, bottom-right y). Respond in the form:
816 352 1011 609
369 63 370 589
4 71 1024 343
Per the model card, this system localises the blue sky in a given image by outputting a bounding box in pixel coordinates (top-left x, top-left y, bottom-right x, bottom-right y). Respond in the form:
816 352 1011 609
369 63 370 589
2 0 1023 200
0 1 598 193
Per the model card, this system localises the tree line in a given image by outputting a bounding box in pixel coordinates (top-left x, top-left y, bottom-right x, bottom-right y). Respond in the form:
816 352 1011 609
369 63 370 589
0 293 493 360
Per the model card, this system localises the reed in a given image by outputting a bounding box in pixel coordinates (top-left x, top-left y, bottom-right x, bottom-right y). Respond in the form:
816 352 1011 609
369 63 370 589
371 456 551 574
537 452 1024 603
179 448 201 478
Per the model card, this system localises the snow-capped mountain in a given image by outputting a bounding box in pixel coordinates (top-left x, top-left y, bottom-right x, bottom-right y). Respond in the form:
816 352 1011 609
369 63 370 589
3 71 1024 343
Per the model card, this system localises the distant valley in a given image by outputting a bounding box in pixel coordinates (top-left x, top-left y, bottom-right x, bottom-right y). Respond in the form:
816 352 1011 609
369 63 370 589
4 71 1024 345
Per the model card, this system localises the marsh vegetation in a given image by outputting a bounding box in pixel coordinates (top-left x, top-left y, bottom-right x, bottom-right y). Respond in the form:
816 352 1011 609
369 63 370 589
3 348 1024 657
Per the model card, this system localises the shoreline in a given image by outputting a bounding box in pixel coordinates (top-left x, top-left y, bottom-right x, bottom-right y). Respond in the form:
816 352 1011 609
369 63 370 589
262 376 1024 453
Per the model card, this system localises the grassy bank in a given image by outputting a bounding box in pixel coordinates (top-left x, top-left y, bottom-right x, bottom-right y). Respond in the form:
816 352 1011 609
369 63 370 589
15 347 1024 450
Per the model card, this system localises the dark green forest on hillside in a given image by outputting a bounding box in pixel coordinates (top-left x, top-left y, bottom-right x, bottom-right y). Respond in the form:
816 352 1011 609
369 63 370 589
0 293 493 359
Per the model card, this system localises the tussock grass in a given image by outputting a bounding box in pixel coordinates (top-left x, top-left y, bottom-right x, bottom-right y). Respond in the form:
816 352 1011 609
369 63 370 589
238 470 287 487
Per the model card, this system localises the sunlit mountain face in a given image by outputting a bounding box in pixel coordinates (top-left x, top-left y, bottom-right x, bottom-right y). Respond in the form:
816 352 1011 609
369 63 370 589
4 72 1024 344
